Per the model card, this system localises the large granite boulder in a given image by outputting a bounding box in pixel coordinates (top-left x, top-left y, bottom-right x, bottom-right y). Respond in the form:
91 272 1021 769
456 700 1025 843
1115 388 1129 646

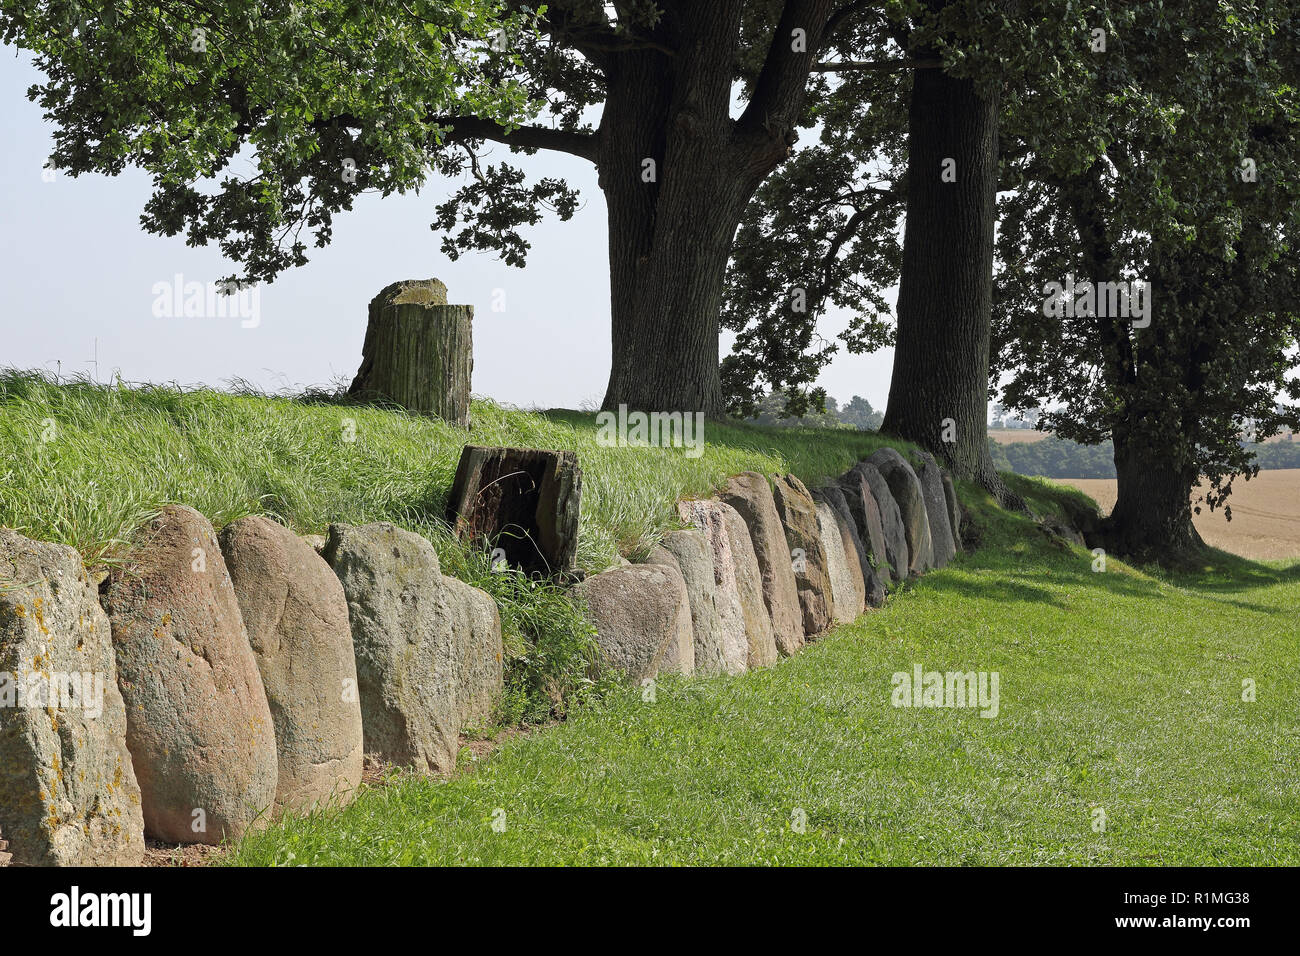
322 523 458 774
913 452 957 568
102 506 277 845
643 545 703 676
219 517 364 814
578 563 693 681
655 529 728 677
719 503 780 669
677 500 753 674
813 501 861 625
839 464 905 588
0 530 145 866
441 577 505 730
865 449 934 575
770 475 833 637
719 473 804 656
812 485 876 608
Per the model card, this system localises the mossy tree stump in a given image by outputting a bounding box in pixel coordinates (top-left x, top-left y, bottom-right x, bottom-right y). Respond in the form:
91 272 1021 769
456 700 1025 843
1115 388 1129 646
348 279 473 426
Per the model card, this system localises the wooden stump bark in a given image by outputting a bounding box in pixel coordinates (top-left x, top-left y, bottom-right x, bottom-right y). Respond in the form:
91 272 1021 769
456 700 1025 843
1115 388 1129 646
446 446 582 578
348 279 473 426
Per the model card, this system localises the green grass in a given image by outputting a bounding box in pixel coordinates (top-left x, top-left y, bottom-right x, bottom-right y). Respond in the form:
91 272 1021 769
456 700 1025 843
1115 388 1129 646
0 369 902 722
0 369 898 571
221 481 1300 866
7 370 1296 864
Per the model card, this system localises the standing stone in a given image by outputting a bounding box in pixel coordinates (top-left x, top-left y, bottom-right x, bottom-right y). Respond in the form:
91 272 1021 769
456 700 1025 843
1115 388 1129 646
719 473 804 656
102 506 277 845
942 473 963 551
441 577 504 730
914 451 957 568
642 547 697 676
0 530 144 866
867 448 935 575
578 563 693 682
348 279 473 426
771 475 834 638
719 504 780 669
656 529 728 677
322 523 459 774
814 501 861 626
219 516 364 815
816 484 887 609
677 501 750 675
446 445 582 578
839 464 905 587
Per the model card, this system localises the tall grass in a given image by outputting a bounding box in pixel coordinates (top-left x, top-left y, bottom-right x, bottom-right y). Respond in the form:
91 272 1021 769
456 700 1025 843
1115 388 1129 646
0 368 901 722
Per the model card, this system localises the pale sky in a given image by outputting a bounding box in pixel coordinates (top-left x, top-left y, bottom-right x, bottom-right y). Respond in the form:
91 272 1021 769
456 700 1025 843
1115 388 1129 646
1 48 896 413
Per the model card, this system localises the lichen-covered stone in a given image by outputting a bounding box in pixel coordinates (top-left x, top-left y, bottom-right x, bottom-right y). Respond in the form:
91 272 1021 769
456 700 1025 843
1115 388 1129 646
867 449 935 575
771 474 834 637
322 522 458 773
220 516 364 814
0 529 145 866
102 506 277 845
719 473 804 656
578 563 693 682
656 529 728 676
677 500 751 674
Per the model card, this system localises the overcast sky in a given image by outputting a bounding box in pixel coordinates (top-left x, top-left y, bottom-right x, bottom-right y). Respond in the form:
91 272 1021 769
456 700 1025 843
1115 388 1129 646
1 47 896 413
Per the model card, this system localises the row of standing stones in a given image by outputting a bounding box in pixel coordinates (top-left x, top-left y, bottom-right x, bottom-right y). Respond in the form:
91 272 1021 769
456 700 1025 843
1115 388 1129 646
0 507 503 866
0 442 959 867
578 447 964 688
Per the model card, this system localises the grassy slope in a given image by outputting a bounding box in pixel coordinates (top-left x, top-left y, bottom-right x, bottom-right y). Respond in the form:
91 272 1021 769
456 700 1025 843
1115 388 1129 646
224 477 1300 866
0 371 900 571
6 374 1295 864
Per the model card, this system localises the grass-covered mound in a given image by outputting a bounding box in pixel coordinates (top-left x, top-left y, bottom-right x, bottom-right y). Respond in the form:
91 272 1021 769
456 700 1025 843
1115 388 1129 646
223 476 1300 865
0 369 902 721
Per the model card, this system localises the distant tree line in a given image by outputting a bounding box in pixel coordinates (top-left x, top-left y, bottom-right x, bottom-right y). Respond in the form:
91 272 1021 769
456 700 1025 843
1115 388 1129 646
992 436 1300 479
748 390 883 432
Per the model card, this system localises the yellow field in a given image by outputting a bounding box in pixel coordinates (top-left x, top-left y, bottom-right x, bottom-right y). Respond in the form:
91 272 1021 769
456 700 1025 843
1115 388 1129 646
988 428 1053 444
1056 469 1300 561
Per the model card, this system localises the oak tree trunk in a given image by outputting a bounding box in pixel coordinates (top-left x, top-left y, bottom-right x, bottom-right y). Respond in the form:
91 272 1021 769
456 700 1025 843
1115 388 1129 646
596 2 818 418
1107 427 1204 563
881 33 1012 504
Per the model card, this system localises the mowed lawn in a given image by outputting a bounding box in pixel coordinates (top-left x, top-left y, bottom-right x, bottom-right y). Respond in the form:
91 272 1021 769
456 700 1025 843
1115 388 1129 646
227 495 1300 866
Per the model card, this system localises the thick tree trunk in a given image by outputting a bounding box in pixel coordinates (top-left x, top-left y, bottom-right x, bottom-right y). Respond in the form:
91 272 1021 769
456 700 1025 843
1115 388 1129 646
1107 428 1204 563
349 280 473 426
601 179 748 418
880 35 1012 504
595 2 806 418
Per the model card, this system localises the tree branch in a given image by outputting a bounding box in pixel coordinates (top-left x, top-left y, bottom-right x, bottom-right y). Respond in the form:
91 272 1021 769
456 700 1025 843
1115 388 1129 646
738 0 839 139
437 116 599 163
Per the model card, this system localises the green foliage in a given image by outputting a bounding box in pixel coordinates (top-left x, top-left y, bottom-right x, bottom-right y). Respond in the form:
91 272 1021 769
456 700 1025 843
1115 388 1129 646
992 434 1300 480
0 0 544 284
745 389 883 431
992 0 1300 512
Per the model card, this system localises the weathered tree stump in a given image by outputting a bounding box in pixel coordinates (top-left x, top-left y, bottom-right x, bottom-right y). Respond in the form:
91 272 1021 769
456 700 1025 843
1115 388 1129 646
348 279 473 426
446 446 582 577
0 825 11 866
